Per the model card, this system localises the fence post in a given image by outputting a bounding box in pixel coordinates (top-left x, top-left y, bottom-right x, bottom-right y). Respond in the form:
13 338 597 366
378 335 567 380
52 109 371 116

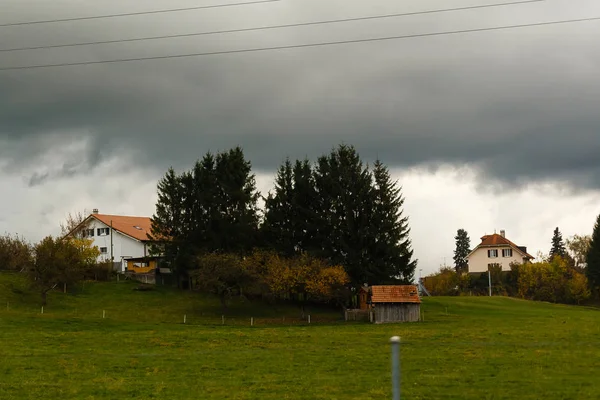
308 315 311 324
103 310 106 319
251 317 254 326
184 314 186 324
41 306 44 314
390 336 401 400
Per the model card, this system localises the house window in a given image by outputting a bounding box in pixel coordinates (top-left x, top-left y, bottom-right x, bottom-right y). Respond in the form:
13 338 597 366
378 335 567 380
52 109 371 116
488 249 498 258
83 229 94 238
97 228 110 236
100 247 108 254
502 249 513 258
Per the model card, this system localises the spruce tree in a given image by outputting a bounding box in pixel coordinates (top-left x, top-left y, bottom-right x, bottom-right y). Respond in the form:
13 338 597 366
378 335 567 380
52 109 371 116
453 229 471 273
550 227 567 259
149 167 184 270
262 159 296 256
586 214 600 292
313 144 375 286
291 159 319 254
369 160 417 284
213 147 260 254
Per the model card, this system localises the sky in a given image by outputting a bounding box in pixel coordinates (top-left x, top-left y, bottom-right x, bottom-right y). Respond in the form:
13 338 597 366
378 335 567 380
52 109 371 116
2 0 600 275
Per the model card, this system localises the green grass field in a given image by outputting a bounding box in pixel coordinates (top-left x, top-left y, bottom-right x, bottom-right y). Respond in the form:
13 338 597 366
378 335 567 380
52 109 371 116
1 273 600 399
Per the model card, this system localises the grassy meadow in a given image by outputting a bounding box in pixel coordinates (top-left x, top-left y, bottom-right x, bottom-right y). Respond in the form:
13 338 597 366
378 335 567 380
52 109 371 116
1 273 600 399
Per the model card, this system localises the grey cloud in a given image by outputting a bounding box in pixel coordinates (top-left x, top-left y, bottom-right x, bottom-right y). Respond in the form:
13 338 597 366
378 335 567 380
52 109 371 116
2 0 600 191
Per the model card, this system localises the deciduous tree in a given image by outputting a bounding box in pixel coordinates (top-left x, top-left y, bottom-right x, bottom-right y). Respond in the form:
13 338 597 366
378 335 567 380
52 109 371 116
30 236 99 304
0 234 32 272
566 234 592 270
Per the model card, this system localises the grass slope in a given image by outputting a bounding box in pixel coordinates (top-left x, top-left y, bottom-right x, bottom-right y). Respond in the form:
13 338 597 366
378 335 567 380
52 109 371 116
1 273 600 399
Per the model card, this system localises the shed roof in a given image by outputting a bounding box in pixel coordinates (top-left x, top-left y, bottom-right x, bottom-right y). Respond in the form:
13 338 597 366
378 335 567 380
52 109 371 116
371 285 421 304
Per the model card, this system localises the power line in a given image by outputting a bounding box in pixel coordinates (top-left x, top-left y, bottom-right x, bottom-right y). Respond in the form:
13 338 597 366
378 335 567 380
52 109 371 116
0 0 547 53
0 0 280 28
2 15 599 72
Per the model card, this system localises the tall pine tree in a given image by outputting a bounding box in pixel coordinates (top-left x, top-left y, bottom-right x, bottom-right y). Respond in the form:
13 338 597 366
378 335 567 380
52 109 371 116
150 147 260 272
586 215 600 292
550 227 567 259
453 229 471 273
369 160 417 284
313 144 374 285
149 167 185 271
262 158 296 256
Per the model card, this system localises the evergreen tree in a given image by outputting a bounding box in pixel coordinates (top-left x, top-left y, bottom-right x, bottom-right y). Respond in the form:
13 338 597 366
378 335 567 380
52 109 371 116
149 167 184 269
291 159 319 254
262 158 296 256
586 214 600 292
150 148 260 274
550 227 567 259
369 160 417 283
453 229 471 273
313 144 375 286
212 147 260 254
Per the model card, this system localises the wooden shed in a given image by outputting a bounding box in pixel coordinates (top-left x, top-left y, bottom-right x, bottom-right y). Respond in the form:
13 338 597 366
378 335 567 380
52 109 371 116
370 285 421 323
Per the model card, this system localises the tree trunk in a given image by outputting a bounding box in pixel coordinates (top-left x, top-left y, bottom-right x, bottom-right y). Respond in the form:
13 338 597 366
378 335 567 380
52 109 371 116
220 292 228 313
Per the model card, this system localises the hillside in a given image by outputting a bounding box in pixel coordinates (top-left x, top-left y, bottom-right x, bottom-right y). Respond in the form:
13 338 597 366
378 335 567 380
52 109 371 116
2 273 600 399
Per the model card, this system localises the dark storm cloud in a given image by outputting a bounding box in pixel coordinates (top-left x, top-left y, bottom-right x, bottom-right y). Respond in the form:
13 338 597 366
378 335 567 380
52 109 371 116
2 0 600 190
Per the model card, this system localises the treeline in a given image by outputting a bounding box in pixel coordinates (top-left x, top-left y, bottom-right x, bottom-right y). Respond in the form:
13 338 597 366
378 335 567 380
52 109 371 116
424 257 591 305
149 144 417 304
0 234 112 305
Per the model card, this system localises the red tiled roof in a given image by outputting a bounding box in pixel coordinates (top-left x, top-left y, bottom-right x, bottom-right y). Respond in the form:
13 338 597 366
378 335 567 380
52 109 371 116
92 214 152 242
477 234 534 259
370 285 421 304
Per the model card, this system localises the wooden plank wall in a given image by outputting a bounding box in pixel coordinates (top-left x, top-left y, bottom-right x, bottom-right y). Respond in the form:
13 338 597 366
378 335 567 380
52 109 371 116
374 303 420 324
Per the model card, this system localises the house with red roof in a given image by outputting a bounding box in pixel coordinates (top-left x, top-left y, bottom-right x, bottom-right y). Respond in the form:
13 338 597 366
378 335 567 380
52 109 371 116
65 209 157 273
467 230 534 273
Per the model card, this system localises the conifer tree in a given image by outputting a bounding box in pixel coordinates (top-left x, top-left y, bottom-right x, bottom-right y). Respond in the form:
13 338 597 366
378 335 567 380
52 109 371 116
586 215 600 292
313 145 375 285
369 160 417 283
550 227 567 259
149 167 184 269
262 159 296 256
453 229 471 273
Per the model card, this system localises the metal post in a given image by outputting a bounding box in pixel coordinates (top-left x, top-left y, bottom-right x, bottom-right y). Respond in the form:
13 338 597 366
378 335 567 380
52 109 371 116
488 269 492 297
390 336 400 400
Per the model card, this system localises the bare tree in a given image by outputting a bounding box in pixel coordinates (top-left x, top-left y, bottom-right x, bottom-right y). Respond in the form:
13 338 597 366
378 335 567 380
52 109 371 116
60 209 89 237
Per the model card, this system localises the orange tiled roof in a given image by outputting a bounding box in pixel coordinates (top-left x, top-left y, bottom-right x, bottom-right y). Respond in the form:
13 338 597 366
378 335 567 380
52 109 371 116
371 285 421 304
92 214 152 242
477 234 534 259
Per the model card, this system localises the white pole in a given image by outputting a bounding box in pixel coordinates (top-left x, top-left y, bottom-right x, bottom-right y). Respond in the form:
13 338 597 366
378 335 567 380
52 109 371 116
308 315 311 324
251 317 254 326
103 310 105 319
41 306 44 314
184 315 186 324
390 336 401 400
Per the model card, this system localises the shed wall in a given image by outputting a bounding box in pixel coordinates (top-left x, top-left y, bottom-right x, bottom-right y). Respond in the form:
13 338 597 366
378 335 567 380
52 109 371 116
374 303 420 323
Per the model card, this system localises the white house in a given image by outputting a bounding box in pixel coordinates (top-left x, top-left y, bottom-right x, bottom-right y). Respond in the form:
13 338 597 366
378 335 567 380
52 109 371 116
467 230 534 273
66 209 154 272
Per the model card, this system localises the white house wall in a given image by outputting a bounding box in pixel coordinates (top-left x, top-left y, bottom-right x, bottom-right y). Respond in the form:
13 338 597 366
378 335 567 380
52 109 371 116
468 247 529 273
79 218 147 271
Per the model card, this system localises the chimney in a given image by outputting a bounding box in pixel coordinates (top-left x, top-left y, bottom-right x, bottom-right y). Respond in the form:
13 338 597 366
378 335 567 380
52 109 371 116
500 230 506 238
92 208 99 214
